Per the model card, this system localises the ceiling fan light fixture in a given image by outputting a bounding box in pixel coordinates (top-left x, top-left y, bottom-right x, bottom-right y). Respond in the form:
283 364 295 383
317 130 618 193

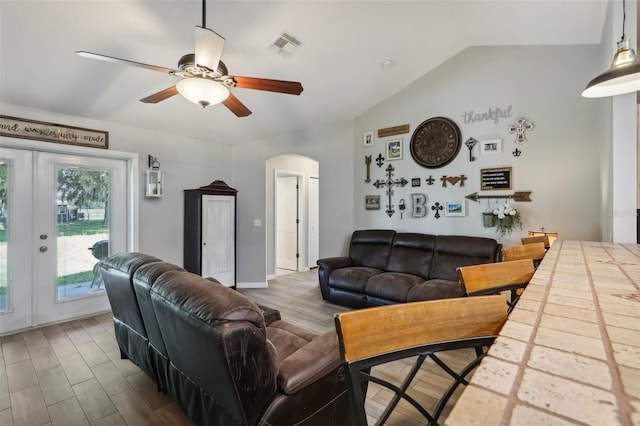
176 77 229 107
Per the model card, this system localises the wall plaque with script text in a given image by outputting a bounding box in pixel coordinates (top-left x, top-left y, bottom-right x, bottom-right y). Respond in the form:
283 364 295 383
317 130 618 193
0 115 109 149
377 124 410 138
481 167 512 190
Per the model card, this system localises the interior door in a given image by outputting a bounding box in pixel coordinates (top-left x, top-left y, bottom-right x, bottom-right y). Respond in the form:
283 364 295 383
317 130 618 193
276 175 299 271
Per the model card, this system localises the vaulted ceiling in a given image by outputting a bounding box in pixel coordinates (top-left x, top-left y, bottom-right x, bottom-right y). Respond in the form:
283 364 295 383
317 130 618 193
0 1 607 145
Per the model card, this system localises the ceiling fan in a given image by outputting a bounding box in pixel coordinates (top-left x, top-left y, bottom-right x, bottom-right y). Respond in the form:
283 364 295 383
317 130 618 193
76 0 303 117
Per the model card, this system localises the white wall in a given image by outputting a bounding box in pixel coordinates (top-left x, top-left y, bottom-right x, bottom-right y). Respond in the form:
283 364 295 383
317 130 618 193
231 121 354 286
0 103 232 265
353 44 605 248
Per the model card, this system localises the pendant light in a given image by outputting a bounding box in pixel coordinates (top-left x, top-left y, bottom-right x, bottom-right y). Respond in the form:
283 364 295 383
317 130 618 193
582 0 640 98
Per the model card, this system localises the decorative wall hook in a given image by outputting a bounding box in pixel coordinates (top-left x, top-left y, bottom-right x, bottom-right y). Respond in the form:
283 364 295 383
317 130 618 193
465 191 532 203
465 137 477 161
508 117 535 144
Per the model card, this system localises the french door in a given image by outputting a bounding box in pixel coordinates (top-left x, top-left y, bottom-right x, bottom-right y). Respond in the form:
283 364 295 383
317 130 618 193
0 147 129 334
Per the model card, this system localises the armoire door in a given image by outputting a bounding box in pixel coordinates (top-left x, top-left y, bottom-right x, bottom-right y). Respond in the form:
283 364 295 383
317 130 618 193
201 194 235 287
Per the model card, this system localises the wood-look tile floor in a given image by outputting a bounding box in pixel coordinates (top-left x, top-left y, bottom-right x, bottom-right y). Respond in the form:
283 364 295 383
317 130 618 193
1 270 475 425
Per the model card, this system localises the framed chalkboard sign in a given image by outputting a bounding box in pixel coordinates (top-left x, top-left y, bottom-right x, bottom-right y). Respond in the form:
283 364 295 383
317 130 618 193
481 167 512 190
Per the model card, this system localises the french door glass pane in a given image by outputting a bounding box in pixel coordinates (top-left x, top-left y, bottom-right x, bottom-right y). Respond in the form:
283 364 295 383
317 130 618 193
56 166 110 301
0 160 8 312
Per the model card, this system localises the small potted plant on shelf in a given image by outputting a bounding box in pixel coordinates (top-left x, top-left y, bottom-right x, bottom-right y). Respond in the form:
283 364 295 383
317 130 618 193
493 203 522 236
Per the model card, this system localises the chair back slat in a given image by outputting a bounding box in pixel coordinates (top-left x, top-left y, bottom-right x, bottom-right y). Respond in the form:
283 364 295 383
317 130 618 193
502 242 546 262
521 235 549 248
457 259 535 295
334 295 507 362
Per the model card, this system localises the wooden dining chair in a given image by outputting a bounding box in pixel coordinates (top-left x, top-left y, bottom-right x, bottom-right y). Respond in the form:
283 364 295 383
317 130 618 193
521 235 550 249
457 259 535 313
334 295 507 426
502 242 546 268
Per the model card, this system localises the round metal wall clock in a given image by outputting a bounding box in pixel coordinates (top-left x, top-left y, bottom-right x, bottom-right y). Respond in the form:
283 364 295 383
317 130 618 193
409 117 462 168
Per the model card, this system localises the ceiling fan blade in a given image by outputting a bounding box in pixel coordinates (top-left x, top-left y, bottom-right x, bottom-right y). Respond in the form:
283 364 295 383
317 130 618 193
195 26 225 71
222 93 252 117
76 51 177 74
233 77 303 95
140 86 179 103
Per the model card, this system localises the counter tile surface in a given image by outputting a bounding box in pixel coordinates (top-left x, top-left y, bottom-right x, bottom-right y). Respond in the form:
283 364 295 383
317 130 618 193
446 241 639 426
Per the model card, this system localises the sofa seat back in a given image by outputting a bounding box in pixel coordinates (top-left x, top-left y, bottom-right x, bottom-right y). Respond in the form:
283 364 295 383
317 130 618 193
386 233 436 279
100 252 161 378
348 229 395 269
429 236 500 281
132 261 185 392
151 270 276 426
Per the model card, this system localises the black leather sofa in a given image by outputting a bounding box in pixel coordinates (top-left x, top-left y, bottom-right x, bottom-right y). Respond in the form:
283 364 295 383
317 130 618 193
317 230 501 308
101 252 353 426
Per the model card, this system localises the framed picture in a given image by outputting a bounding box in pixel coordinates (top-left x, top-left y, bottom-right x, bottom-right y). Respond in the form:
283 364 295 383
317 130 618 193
444 201 466 217
386 139 402 160
480 138 501 155
363 131 374 147
365 195 380 210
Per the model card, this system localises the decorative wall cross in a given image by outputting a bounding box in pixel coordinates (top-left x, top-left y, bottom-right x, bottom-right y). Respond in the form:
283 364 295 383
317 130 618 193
364 155 372 183
373 164 408 217
431 202 443 219
508 117 535 144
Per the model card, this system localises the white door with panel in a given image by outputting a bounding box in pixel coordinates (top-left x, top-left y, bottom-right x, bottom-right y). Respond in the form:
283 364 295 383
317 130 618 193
202 194 235 287
276 175 299 271
0 147 129 334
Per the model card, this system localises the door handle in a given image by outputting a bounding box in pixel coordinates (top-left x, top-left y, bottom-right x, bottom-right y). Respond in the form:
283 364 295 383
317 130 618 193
39 246 48 253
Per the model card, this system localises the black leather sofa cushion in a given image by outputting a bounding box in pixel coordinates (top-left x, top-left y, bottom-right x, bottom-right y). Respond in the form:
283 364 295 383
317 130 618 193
328 266 384 293
366 272 425 303
429 235 500 281
385 233 436 279
348 229 395 268
406 279 465 302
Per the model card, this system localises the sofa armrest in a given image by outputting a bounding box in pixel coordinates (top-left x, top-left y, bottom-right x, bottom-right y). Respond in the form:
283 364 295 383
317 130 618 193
317 257 353 300
276 330 342 395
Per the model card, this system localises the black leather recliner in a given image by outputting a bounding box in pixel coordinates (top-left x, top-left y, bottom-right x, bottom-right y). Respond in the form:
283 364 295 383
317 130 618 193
101 252 353 426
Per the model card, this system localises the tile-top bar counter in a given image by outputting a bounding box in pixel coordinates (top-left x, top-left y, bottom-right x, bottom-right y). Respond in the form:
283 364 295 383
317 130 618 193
446 241 639 426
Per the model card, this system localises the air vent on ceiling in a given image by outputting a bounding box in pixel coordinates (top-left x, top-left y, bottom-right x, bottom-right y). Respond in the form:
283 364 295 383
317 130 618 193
271 32 302 58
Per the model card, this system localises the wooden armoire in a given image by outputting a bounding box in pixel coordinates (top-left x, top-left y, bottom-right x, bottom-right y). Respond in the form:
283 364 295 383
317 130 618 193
183 180 237 287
